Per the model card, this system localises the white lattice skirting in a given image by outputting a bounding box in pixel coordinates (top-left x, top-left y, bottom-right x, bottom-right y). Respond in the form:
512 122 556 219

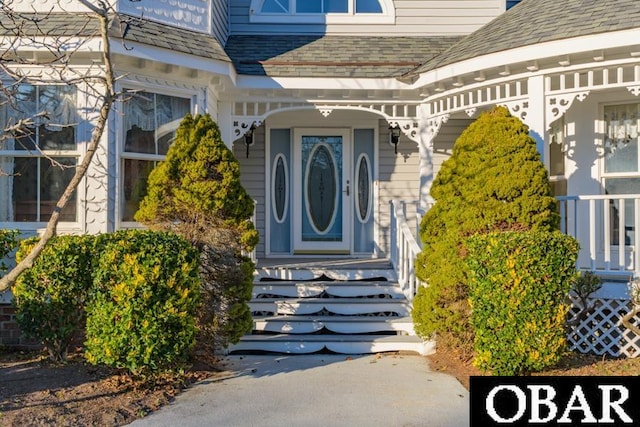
567 290 640 358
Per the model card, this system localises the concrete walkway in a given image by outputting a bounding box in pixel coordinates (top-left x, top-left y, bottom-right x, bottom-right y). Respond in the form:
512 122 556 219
128 354 469 427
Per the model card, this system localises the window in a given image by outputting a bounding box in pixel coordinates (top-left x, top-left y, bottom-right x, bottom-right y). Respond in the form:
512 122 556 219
602 103 640 245
549 117 567 197
120 91 191 222
250 0 392 23
506 1 522 10
0 84 78 223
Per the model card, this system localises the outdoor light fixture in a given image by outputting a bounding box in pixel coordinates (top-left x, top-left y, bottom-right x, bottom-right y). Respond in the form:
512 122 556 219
389 124 401 155
244 123 256 158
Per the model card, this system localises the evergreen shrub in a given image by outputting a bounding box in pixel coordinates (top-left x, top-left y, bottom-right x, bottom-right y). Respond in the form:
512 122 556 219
465 230 579 375
0 229 19 274
413 106 559 353
12 235 97 361
84 230 200 375
135 114 258 351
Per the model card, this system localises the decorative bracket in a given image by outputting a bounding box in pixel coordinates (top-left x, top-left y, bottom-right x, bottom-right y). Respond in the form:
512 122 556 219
388 119 420 144
546 91 589 128
233 118 263 140
500 99 529 123
627 86 640 97
465 108 477 118
425 113 450 140
317 107 333 117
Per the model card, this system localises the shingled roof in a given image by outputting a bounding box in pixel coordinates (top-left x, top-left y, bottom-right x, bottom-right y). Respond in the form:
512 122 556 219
224 35 462 78
407 0 640 76
0 13 231 64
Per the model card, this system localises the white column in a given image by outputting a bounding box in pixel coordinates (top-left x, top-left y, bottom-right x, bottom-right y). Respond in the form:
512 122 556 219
526 75 548 168
217 100 234 150
418 103 435 212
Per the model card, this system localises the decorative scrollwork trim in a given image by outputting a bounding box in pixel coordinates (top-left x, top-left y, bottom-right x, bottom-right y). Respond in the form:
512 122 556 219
546 91 590 128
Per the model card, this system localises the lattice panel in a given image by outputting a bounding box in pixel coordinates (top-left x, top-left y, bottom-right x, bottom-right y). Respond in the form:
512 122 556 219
566 295 640 358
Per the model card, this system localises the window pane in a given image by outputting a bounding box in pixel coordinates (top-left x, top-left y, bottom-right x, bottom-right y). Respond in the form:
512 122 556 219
297 0 321 13
1 157 76 222
39 124 76 151
355 0 382 13
325 0 347 12
12 84 38 151
124 92 156 154
10 157 38 222
40 157 76 222
549 118 565 176
605 178 640 246
7 85 77 152
122 159 155 221
262 0 289 12
604 104 639 173
155 94 190 155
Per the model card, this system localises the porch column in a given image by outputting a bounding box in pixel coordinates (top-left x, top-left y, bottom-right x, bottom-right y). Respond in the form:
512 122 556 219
418 103 435 212
218 101 234 150
526 75 548 168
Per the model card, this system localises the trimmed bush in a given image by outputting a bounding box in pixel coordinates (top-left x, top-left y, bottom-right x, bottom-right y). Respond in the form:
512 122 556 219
0 229 19 274
84 230 200 375
135 114 258 352
466 230 579 375
413 106 559 354
12 235 96 361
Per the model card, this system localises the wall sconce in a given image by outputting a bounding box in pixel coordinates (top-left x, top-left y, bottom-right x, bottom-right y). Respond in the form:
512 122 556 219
388 124 401 155
244 124 256 158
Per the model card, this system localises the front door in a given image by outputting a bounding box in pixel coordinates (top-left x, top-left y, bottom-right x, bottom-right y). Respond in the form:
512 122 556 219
293 128 351 254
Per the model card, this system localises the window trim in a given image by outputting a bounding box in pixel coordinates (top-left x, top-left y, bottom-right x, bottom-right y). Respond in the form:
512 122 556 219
249 0 395 24
0 84 81 226
117 85 194 228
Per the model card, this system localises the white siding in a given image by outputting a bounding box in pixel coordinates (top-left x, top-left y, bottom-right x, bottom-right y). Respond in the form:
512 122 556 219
234 126 267 259
377 120 420 256
230 0 504 36
431 118 472 179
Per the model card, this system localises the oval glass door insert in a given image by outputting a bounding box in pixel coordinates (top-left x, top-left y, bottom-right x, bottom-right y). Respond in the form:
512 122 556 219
272 154 288 223
356 154 371 222
305 144 338 233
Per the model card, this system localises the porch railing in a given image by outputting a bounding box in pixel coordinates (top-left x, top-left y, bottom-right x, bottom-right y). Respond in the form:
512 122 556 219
557 194 640 279
389 200 424 301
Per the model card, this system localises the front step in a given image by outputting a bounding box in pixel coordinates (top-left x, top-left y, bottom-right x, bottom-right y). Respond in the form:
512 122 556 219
231 334 434 355
253 315 415 334
253 281 406 299
249 298 411 316
229 259 434 356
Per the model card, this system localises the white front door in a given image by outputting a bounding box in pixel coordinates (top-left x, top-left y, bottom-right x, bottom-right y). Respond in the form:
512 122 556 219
293 128 351 254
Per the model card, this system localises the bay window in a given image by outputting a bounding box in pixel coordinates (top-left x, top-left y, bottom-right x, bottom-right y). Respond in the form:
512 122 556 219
120 91 190 222
0 84 77 223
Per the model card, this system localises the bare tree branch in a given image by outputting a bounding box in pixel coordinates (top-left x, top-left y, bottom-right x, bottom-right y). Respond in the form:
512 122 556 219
0 1 120 291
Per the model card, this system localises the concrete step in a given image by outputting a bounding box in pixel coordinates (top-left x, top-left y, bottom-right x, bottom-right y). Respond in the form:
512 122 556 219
253 315 415 335
229 334 434 355
253 281 405 299
249 298 412 316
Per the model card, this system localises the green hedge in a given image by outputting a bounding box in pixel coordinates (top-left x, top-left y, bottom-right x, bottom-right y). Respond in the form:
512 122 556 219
84 230 200 375
0 229 19 274
465 230 579 375
13 235 97 361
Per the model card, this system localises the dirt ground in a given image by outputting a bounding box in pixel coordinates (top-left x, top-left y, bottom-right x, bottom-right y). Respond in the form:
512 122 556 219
2 345 640 426
0 349 226 427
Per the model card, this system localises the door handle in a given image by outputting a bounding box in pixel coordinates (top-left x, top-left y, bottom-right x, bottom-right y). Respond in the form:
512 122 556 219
344 180 350 196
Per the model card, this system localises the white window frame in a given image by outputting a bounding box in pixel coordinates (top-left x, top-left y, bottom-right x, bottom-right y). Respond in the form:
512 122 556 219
600 102 640 250
0 83 81 228
249 0 395 24
117 85 195 229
